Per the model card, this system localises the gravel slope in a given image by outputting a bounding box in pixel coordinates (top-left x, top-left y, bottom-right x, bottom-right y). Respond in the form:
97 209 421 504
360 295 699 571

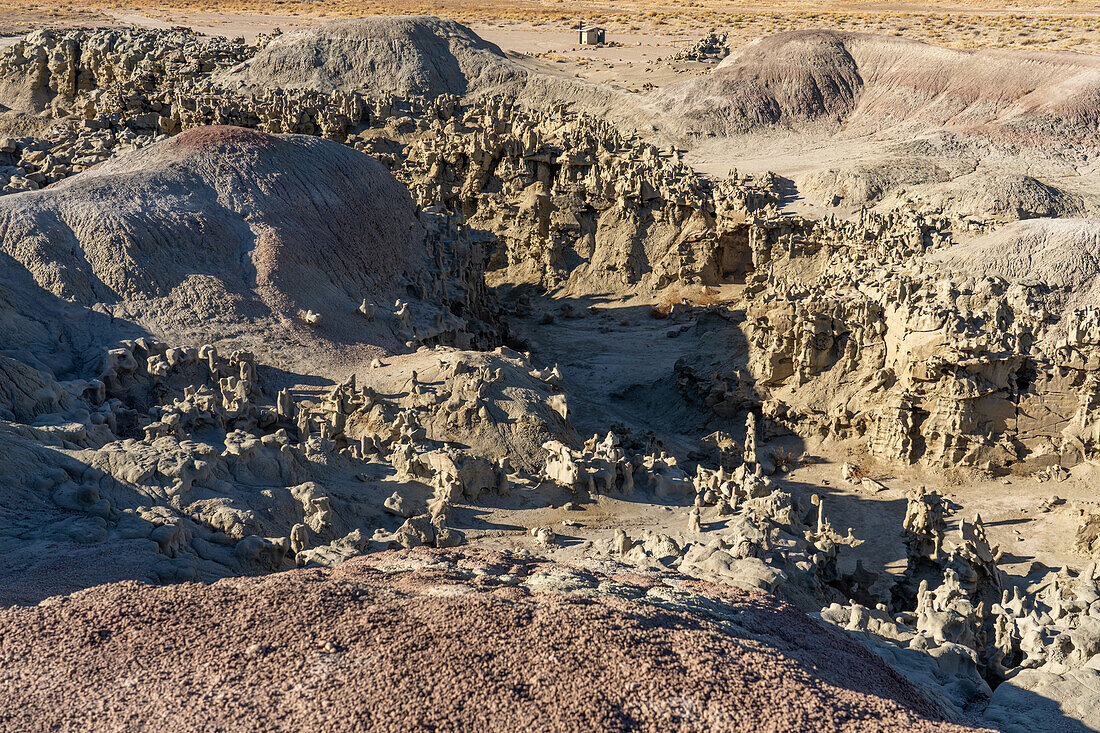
0 548 989 732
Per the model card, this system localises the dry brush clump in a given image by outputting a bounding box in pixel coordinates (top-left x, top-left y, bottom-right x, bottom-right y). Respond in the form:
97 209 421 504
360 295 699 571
770 446 802 472
651 286 724 317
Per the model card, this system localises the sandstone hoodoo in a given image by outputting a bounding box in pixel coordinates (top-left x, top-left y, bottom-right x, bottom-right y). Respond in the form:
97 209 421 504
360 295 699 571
0 8 1098 732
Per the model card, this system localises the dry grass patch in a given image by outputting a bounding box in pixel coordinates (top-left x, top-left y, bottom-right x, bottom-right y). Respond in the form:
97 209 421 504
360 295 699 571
651 284 724 317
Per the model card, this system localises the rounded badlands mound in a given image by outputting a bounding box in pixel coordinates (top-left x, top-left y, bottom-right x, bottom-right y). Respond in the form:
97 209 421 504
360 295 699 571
930 218 1100 292
224 16 524 98
0 548 984 732
0 125 424 375
653 29 1100 144
653 30 1100 216
653 30 862 136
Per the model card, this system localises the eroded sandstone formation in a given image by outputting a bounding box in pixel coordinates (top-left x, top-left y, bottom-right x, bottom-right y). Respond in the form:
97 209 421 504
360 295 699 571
0 18 1095 732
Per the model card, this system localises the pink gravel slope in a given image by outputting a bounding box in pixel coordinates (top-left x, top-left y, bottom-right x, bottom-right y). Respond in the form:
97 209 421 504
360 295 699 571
0 548 990 732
